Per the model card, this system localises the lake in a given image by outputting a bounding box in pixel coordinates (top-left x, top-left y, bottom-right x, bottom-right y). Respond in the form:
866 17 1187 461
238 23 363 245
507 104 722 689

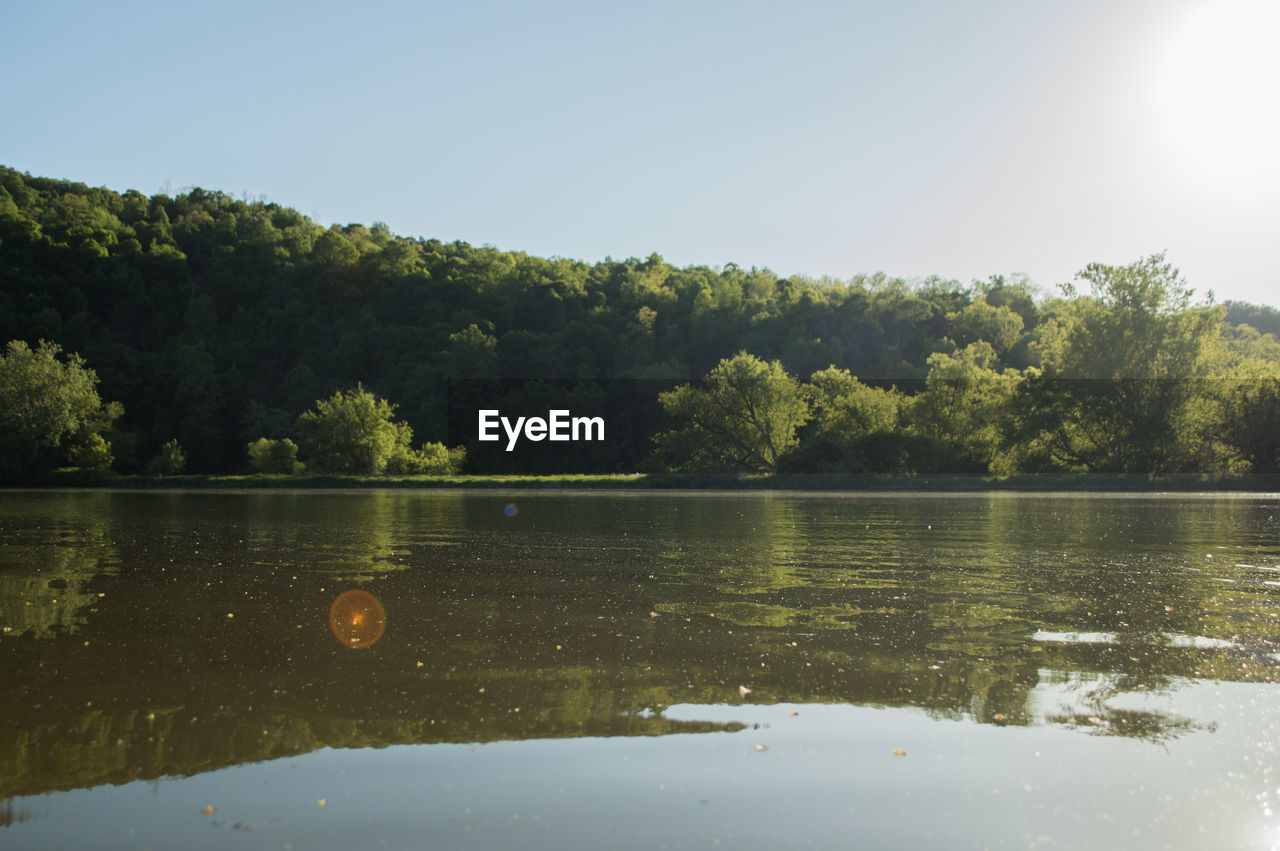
1 490 1278 849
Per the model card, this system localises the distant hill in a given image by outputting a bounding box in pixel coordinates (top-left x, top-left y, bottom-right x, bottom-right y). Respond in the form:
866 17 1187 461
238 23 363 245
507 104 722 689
2 165 1276 476
1225 301 1280 339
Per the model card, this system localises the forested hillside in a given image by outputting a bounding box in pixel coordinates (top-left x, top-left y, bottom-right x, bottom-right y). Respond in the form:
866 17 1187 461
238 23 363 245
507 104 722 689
2 166 1277 478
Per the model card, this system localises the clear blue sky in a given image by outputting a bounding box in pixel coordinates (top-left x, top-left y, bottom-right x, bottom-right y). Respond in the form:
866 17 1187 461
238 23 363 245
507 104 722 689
4 0 1277 306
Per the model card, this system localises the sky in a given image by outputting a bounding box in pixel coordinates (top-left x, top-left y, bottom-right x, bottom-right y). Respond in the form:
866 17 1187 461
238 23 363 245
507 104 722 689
3 0 1278 307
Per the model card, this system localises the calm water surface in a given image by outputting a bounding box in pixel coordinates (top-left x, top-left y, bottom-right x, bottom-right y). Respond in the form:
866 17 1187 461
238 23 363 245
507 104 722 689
1 490 1279 849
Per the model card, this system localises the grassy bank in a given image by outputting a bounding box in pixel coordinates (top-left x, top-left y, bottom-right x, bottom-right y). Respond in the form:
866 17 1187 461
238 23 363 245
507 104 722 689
9 470 1280 492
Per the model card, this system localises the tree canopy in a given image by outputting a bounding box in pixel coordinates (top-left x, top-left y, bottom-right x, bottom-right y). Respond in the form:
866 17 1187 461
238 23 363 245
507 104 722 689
294 385 464 475
1009 254 1226 473
0 339 121 481
296 386 409 475
654 352 810 473
1 165 1277 478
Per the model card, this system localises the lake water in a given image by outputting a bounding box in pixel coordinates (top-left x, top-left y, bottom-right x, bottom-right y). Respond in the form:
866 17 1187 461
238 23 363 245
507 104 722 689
1 490 1279 849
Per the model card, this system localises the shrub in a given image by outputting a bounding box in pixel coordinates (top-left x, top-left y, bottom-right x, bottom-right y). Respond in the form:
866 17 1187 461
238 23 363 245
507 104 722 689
73 433 114 471
247 437 302 474
385 441 466 475
147 439 187 476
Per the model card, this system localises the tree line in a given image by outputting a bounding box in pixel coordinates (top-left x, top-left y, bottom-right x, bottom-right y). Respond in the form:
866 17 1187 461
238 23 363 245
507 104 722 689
1 165 1277 479
652 255 1280 476
0 341 465 479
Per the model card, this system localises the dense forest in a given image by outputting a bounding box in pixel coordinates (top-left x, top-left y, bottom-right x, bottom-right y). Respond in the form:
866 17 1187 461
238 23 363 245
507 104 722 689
1 165 1278 479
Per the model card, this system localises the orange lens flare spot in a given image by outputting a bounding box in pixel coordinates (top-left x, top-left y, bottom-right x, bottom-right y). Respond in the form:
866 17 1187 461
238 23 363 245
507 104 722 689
329 590 386 649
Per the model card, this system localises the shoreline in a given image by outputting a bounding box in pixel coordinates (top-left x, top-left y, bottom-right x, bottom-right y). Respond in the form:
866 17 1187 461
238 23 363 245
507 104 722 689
5 471 1280 493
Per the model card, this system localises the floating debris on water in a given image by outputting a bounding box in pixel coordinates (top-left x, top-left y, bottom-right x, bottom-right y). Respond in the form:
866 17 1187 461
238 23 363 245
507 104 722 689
892 749 908 756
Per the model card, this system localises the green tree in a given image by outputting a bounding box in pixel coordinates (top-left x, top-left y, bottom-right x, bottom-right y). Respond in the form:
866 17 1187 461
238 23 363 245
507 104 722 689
946 299 1024 354
295 385 465 475
147 439 187 476
0 340 122 480
807 366 900 436
72 433 114 471
385 441 467 475
1008 255 1222 473
653 352 809 472
909 342 1023 473
1214 376 1280 473
1206 324 1280 473
978 273 1040 329
446 324 498 380
295 385 405 475
247 437 303 474
779 366 903 472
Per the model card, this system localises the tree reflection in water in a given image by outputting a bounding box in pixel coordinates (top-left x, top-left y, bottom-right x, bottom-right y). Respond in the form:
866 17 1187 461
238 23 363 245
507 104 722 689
0 491 1276 802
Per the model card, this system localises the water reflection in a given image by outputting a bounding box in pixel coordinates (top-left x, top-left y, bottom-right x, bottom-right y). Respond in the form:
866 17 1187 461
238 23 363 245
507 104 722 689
0 798 34 827
1031 669 1200 744
0 493 120 639
329 590 386 648
0 491 1276 803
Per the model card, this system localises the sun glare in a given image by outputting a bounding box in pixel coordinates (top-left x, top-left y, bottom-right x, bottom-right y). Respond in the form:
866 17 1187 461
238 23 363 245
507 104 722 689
1154 0 1280 196
329 589 386 649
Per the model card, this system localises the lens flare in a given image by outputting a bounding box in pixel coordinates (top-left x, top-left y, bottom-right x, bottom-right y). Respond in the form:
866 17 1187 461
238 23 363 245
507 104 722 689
328 589 386 649
504 502 519 518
